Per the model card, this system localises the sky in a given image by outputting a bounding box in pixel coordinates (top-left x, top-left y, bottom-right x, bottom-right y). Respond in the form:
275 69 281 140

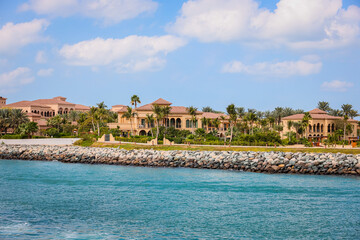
0 0 360 113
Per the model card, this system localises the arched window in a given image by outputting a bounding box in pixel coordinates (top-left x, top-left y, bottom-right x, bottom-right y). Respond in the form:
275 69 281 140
170 118 175 128
321 124 323 132
331 123 335 132
328 124 331 132
309 125 312 132
186 120 190 128
176 118 181 128
317 123 320 132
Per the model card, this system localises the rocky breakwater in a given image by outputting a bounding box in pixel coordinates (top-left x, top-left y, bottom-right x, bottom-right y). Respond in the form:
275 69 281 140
1 145 360 175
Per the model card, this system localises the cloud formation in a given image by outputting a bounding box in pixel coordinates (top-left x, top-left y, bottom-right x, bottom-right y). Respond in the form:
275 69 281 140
0 67 34 93
19 0 158 25
35 51 47 63
59 35 187 72
321 80 354 92
169 0 360 48
37 68 53 77
222 59 322 76
0 19 49 54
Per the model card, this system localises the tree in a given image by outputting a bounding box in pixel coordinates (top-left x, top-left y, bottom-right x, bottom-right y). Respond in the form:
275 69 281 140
122 106 137 136
317 101 331 112
201 117 208 131
95 107 108 136
130 95 141 109
162 106 172 139
153 104 165 139
287 120 293 140
187 106 198 133
47 115 64 132
145 114 155 137
226 104 237 143
273 107 284 125
9 109 29 133
0 109 11 134
301 112 312 138
246 112 258 135
19 122 38 138
97 101 107 109
341 104 353 146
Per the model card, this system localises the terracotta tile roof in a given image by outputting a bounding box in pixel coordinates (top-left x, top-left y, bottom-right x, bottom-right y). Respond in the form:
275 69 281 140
283 111 358 123
6 101 46 108
136 103 153 111
75 104 90 110
152 98 172 105
0 96 7 100
170 106 202 114
309 108 327 114
32 98 75 106
112 104 126 108
117 106 128 113
201 112 229 119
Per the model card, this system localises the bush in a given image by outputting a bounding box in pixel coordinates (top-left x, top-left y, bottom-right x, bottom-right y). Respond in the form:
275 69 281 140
0 134 27 139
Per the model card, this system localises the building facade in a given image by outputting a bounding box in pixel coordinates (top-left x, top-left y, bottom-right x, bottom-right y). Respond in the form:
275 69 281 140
281 108 358 142
109 98 230 136
2 96 90 132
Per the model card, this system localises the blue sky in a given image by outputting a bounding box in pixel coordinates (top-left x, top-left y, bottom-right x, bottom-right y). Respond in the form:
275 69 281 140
0 0 359 113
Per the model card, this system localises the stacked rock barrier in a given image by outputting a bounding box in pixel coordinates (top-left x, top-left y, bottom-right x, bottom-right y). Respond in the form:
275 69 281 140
1 145 360 175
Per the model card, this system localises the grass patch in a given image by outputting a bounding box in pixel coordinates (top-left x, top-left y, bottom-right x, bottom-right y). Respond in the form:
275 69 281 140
89 142 360 154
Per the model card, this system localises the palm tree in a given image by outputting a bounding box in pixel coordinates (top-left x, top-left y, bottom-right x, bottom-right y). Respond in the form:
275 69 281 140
9 109 29 133
292 121 302 139
89 107 97 133
341 104 353 145
246 112 258 135
236 107 246 119
130 95 141 109
219 115 227 144
162 106 172 138
95 107 108 136
152 104 165 139
317 101 331 112
273 107 284 125
187 106 198 133
201 117 208 131
226 104 237 143
212 118 220 131
287 120 293 140
301 112 312 139
145 114 155 137
97 101 107 109
122 106 137 136
19 121 39 138
0 109 11 134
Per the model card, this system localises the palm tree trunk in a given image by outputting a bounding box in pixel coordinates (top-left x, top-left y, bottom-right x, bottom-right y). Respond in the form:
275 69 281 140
97 122 100 136
230 125 233 143
156 121 159 139
130 118 133 136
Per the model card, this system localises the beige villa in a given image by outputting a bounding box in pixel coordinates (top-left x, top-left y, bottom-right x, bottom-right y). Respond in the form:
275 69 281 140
281 108 358 142
1 96 90 131
109 98 230 136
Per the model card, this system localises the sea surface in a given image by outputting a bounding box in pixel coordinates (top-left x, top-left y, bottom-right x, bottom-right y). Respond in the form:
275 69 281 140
0 159 359 239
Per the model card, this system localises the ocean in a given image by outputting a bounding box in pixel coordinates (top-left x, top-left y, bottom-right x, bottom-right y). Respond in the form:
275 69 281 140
1 159 359 239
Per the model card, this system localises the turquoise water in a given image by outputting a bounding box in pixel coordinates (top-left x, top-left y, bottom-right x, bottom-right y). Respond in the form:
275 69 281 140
0 160 359 239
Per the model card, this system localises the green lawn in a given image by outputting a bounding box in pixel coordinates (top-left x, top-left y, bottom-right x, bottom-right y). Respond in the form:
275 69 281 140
90 142 360 154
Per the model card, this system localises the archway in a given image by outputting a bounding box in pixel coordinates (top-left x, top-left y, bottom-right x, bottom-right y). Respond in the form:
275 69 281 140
139 130 147 136
176 118 181 128
170 118 175 128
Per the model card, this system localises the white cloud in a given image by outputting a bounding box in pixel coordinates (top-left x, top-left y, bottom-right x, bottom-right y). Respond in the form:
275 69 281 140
222 59 322 76
169 0 360 49
321 80 354 92
0 67 34 89
35 51 47 63
19 0 158 25
0 19 49 54
59 35 187 72
37 68 53 76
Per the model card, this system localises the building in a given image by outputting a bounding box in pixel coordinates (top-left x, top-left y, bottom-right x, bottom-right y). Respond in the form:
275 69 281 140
2 96 91 132
5 96 90 118
109 98 230 136
281 108 358 142
0 97 6 107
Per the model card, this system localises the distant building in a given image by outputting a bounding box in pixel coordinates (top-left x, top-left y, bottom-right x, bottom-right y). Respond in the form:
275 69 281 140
0 96 7 107
109 98 230 136
281 108 358 143
4 96 90 118
2 96 90 132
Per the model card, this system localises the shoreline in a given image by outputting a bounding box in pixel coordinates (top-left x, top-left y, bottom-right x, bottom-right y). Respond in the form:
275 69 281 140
1 145 360 176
